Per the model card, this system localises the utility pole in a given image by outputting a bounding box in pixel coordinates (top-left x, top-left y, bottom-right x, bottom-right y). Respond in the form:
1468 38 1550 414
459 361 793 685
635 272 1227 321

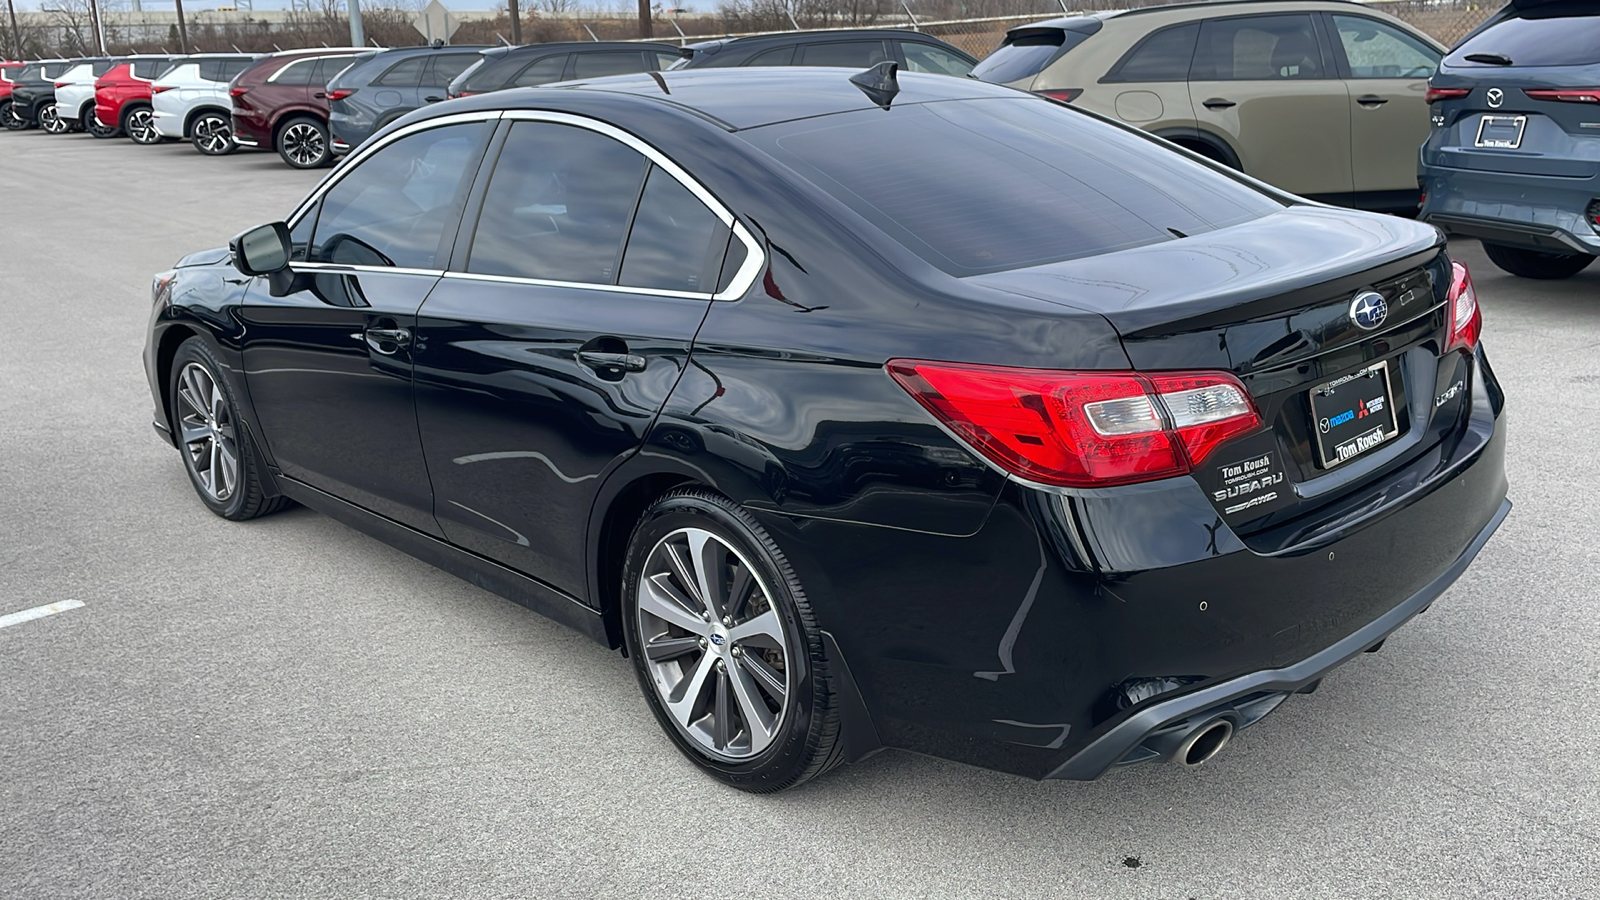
174 0 188 53
507 0 521 46
347 0 364 48
89 0 107 54
637 0 651 38
5 0 21 61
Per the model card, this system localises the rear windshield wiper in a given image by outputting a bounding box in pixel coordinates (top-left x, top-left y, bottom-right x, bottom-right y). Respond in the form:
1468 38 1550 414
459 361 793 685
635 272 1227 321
1463 53 1514 66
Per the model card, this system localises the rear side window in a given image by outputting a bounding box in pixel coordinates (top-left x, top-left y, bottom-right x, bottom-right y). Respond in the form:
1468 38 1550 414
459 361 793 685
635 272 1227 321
653 51 685 70
618 166 729 292
571 51 648 79
1447 0 1600 67
92 60 119 77
430 53 481 85
511 55 568 87
798 41 891 68
1103 23 1200 83
132 59 168 79
373 56 427 87
901 42 974 76
272 58 317 85
222 58 255 81
750 98 1281 275
310 122 486 270
746 46 795 66
197 59 227 82
467 121 649 284
971 27 1095 84
1191 14 1325 80
43 63 70 79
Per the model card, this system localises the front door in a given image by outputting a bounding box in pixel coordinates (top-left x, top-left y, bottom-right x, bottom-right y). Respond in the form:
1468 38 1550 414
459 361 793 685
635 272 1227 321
240 118 494 534
1328 13 1442 198
1187 13 1353 197
415 117 742 599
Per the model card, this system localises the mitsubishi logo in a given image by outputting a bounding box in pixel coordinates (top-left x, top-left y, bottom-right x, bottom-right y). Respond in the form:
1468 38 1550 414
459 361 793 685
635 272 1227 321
1487 87 1504 108
1350 290 1388 331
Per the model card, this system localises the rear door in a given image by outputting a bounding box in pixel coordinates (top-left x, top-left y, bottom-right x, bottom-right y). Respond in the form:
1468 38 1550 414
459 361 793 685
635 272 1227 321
414 115 746 598
424 52 481 103
1187 13 1353 197
1326 13 1442 198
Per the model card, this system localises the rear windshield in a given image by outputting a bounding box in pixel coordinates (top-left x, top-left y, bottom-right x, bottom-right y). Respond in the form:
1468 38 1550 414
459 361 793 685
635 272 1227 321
971 26 1094 84
749 98 1282 276
1448 0 1600 67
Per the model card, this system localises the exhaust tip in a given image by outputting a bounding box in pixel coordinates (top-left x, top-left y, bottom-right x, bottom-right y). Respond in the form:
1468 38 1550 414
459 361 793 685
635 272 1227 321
1176 718 1234 767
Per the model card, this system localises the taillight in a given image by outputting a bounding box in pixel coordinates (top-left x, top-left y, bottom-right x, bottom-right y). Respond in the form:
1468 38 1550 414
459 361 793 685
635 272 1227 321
1424 86 1470 104
887 361 1261 488
229 86 248 98
151 84 175 94
1035 88 1082 103
1587 199 1600 228
456 90 480 98
1524 88 1600 104
54 81 68 89
1444 260 1481 354
327 88 355 101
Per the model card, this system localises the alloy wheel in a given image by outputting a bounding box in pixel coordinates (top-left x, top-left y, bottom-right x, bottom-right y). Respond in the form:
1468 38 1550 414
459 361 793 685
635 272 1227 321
85 111 117 138
175 362 239 503
281 122 326 167
39 103 68 134
0 101 22 130
636 527 793 760
127 108 159 144
193 114 233 154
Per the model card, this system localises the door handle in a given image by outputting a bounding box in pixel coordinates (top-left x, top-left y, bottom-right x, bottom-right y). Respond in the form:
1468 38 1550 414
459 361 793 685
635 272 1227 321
1202 98 1237 110
424 95 444 103
355 326 411 355
1356 95 1389 107
577 350 647 373
313 91 327 99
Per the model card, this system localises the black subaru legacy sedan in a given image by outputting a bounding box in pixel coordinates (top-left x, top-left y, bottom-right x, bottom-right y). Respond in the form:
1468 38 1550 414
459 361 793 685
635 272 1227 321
144 67 1509 792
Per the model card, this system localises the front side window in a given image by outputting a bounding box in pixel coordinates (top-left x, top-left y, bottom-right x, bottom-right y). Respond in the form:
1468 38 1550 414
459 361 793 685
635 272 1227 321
1191 14 1325 80
901 43 974 76
511 55 568 87
466 121 649 283
313 57 356 86
309 122 487 269
1103 23 1200 83
745 46 795 67
1333 16 1438 78
799 41 891 68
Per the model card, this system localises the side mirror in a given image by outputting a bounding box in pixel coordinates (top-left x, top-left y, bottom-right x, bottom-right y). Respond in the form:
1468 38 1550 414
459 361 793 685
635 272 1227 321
230 222 292 277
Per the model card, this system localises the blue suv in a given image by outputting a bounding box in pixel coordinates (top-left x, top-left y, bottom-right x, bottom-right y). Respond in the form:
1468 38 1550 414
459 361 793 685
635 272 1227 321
1419 0 1600 279
327 44 486 154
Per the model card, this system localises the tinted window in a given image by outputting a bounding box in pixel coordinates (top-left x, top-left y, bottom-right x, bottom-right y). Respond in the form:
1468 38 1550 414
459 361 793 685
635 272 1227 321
467 121 649 284
42 63 70 79
746 46 795 66
572 51 648 79
511 55 568 87
133 59 169 79
313 57 356 85
92 60 119 76
1104 23 1200 82
654 51 686 70
799 41 890 68
373 56 427 87
222 58 255 81
273 58 317 85
1191 14 1324 80
198 59 226 82
751 98 1280 275
971 28 1092 83
310 122 486 269
619 166 728 293
1333 16 1438 78
901 42 974 76
1447 0 1600 67
431 53 481 85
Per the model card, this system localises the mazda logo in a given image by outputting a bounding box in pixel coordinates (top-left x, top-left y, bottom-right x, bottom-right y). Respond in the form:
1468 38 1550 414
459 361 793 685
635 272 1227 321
1487 87 1504 108
1350 291 1388 331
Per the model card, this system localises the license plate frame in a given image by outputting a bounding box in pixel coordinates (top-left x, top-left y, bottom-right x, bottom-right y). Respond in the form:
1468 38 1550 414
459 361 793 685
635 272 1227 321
1309 360 1400 469
1474 114 1527 149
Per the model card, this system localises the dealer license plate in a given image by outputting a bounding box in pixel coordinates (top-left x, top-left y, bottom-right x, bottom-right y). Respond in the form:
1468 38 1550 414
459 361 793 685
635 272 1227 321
1474 114 1527 149
1309 361 1399 468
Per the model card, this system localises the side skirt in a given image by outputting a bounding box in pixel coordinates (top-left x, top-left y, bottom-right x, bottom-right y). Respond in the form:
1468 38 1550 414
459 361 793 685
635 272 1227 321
274 476 612 647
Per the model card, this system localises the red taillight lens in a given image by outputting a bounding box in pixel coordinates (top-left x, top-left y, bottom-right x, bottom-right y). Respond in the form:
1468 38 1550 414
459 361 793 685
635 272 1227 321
1035 88 1083 103
1524 88 1600 104
54 81 68 89
229 86 248 98
327 88 355 101
1444 260 1481 354
151 84 175 94
456 90 480 97
887 361 1261 488
1424 86 1470 104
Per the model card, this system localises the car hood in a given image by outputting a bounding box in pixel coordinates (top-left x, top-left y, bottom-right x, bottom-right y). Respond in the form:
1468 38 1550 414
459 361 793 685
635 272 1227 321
176 247 230 269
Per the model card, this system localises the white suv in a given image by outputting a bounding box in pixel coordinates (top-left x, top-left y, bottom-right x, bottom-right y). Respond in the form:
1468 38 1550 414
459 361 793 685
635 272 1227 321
152 54 258 155
48 58 120 136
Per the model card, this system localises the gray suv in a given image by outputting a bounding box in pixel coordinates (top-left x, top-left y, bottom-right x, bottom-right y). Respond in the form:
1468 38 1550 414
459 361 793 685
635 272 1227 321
1419 0 1599 279
327 44 485 154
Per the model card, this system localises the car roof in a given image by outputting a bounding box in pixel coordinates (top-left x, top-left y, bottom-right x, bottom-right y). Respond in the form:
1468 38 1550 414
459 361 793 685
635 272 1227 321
1013 0 1383 31
454 66 1020 131
486 41 683 59
693 28 941 48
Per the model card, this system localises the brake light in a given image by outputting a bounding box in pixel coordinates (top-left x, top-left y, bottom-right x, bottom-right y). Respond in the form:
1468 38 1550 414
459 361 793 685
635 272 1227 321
887 362 1261 488
1524 88 1600 104
151 84 175 94
456 90 480 97
230 86 248 98
1424 86 1470 104
1587 199 1600 228
1444 260 1481 354
327 88 355 101
1036 88 1082 103
54 82 68 89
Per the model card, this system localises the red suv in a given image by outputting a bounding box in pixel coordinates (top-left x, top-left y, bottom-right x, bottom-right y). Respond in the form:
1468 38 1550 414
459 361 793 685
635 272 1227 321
95 56 179 144
230 49 364 169
0 60 24 129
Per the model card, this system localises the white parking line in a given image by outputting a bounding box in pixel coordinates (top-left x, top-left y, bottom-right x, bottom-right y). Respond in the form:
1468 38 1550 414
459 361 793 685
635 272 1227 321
0 600 86 630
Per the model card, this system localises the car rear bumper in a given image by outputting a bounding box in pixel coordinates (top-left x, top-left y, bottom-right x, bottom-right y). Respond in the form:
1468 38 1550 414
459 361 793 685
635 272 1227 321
1420 161 1600 254
231 109 269 148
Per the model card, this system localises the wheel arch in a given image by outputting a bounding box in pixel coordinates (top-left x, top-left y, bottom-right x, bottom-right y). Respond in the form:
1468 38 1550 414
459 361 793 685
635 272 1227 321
183 104 231 138
154 321 203 437
587 466 700 650
118 100 151 130
270 107 328 147
1150 126 1243 170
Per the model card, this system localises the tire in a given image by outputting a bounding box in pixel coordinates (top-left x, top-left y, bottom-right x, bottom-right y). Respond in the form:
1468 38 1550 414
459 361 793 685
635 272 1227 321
84 107 118 139
1481 242 1596 280
620 489 842 793
1 100 24 130
39 102 69 134
167 338 290 521
190 110 236 155
277 116 332 169
124 105 161 144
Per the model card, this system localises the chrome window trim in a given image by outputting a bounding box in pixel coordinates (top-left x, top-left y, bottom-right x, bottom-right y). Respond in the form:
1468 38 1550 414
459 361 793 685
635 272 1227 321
267 54 354 84
284 108 765 301
289 262 446 278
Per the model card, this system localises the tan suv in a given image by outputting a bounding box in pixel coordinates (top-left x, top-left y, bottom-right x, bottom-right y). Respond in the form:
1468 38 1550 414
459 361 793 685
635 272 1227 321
972 0 1444 211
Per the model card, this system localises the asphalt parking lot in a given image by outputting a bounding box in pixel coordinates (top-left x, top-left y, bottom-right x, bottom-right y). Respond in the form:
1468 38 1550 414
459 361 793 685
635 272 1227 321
2 130 1598 899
